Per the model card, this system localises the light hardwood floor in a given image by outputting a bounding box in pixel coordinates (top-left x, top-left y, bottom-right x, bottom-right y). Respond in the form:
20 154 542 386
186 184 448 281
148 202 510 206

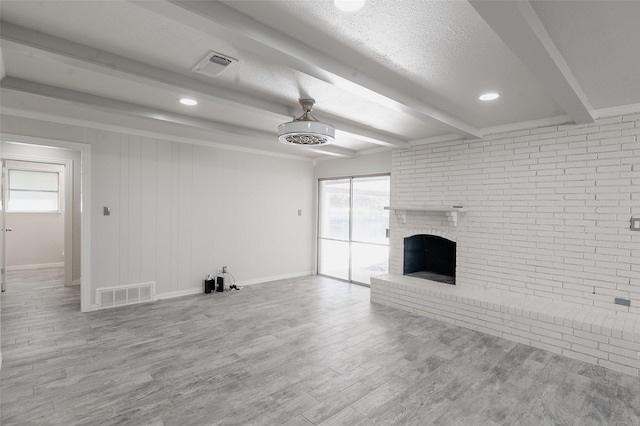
2 268 640 425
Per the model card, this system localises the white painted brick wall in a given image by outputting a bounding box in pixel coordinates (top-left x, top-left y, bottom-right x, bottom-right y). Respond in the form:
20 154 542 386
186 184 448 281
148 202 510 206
390 114 640 314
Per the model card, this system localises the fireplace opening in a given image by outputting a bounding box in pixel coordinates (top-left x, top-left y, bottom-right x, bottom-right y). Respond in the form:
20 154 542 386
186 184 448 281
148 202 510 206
403 234 456 284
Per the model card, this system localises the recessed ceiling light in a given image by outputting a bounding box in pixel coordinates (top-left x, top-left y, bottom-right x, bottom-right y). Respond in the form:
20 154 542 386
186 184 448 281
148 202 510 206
334 0 365 12
479 93 500 101
179 98 198 106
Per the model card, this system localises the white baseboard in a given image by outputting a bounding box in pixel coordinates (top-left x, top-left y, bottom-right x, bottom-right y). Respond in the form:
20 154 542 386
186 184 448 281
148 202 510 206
236 271 314 287
88 272 315 308
153 287 203 301
152 271 314 299
6 262 64 271
86 304 100 312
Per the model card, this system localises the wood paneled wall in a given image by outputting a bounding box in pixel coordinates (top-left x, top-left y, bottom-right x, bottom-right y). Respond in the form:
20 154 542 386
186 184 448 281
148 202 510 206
89 130 314 303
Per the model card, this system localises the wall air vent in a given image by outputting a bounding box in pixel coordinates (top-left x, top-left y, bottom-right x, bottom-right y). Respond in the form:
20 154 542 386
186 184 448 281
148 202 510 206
97 282 155 310
193 51 237 78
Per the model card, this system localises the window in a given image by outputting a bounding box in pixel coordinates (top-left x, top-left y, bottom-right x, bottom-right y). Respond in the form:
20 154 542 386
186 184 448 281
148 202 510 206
8 169 60 212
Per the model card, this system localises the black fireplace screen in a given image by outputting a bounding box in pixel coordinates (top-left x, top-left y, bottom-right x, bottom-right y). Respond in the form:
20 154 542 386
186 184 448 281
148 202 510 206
403 234 456 284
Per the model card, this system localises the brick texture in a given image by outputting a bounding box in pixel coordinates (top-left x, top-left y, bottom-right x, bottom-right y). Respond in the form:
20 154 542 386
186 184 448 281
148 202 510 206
379 112 640 376
389 114 640 313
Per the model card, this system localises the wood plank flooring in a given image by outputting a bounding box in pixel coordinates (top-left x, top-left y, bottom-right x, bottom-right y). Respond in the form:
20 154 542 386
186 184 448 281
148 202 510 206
2 268 640 425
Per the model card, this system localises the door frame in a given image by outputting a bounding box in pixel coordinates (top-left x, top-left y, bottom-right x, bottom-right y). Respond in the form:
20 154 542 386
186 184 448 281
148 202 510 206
1 161 6 292
0 133 92 312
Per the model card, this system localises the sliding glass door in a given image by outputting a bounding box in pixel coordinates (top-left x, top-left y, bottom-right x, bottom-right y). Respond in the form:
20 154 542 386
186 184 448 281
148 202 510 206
318 178 350 280
350 176 390 283
318 175 390 285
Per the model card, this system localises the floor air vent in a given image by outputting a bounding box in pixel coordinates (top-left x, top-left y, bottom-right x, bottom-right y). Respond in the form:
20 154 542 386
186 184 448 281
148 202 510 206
98 282 154 309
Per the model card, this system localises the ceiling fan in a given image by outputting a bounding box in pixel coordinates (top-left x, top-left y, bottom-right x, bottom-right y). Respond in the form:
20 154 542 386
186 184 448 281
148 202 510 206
277 98 335 146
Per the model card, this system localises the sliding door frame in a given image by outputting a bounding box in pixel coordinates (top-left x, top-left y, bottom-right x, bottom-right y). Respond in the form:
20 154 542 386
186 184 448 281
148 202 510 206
317 173 390 286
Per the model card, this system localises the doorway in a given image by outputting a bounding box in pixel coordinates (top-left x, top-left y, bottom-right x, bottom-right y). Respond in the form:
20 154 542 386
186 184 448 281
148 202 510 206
4 160 67 288
317 174 390 285
0 136 89 311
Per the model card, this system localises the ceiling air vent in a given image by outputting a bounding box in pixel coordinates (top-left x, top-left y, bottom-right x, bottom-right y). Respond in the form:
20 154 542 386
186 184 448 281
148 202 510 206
193 51 237 78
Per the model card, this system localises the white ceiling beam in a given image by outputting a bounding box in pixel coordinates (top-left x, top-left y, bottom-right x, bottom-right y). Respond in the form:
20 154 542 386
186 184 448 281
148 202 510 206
0 106 312 162
0 22 290 117
304 145 358 158
469 0 594 124
0 77 273 138
131 0 482 139
0 77 358 158
0 22 405 149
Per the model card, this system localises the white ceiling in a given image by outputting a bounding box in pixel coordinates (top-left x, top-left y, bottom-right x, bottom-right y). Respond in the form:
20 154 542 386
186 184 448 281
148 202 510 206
1 0 639 159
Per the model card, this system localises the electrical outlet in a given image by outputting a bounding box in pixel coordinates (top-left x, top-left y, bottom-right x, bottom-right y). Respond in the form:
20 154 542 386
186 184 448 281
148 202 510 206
615 298 631 307
631 217 640 231
222 266 227 273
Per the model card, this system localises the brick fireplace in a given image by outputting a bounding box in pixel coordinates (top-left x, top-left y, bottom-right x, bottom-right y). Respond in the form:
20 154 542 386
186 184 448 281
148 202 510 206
371 112 640 377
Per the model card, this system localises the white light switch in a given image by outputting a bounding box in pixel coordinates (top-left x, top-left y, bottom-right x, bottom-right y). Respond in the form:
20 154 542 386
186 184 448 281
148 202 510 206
298 209 302 217
632 217 640 231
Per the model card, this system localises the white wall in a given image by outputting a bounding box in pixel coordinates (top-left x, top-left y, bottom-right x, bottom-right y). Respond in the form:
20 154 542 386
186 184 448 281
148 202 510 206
7 214 64 268
2 116 316 305
2 115 316 305
87 130 314 303
314 150 391 179
390 113 640 315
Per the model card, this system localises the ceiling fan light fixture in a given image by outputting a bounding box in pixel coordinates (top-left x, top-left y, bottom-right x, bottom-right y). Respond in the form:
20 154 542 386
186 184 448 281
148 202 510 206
334 0 365 12
278 99 335 146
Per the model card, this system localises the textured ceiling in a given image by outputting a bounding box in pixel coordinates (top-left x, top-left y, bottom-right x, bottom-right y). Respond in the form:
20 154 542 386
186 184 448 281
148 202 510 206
226 0 566 127
530 0 640 109
1 0 638 158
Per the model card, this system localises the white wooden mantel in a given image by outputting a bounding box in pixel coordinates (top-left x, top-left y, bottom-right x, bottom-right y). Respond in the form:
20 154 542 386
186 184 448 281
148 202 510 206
384 206 468 226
